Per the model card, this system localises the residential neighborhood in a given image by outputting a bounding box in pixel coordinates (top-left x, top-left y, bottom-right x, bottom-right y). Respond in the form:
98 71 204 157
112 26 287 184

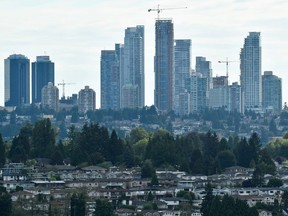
1 161 288 215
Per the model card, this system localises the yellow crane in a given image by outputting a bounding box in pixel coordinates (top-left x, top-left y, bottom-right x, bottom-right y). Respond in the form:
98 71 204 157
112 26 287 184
148 4 187 19
57 80 75 99
218 58 238 78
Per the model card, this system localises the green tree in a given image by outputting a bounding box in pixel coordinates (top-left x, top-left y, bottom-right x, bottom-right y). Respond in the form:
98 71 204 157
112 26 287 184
141 160 155 178
176 190 195 204
281 191 288 208
248 132 261 165
122 144 135 168
235 138 250 167
133 138 148 159
31 119 56 158
129 127 149 144
190 148 204 174
208 196 221 216
147 191 154 202
220 194 235 215
150 173 159 186
94 199 114 216
0 133 5 167
216 150 236 171
267 178 283 187
107 130 123 164
77 123 109 165
9 124 33 163
201 183 213 216
70 193 86 216
234 198 250 216
0 191 12 216
248 206 259 216
145 129 177 167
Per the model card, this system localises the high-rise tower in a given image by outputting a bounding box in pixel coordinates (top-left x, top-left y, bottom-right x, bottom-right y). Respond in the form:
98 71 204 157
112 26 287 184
78 86 96 114
122 25 145 108
195 56 212 89
174 39 191 115
100 47 121 110
262 71 282 113
154 19 174 113
240 32 262 109
5 54 30 107
41 82 59 112
32 56 55 104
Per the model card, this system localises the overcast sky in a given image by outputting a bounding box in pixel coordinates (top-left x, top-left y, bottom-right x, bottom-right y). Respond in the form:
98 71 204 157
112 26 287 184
0 0 287 108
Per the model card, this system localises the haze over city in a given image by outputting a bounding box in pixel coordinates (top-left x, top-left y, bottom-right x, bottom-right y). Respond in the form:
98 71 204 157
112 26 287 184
0 0 287 108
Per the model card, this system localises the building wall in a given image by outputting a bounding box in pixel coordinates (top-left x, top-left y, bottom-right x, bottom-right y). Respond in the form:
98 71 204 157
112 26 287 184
78 86 96 113
32 56 54 104
195 56 212 89
228 82 242 113
262 71 282 113
41 82 59 112
5 54 30 107
174 39 191 115
240 32 262 109
122 25 145 108
154 19 174 113
101 49 120 110
121 84 138 109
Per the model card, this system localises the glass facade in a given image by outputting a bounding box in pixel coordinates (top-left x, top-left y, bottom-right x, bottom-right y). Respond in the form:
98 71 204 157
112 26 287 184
5 54 30 107
100 49 120 110
240 32 262 109
32 56 55 104
154 19 174 113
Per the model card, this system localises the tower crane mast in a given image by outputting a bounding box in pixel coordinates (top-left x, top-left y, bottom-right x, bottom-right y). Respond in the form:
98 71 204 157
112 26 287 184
218 58 238 78
57 80 75 99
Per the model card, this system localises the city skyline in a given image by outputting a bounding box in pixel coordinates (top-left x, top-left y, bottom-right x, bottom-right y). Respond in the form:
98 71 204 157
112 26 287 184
0 0 287 108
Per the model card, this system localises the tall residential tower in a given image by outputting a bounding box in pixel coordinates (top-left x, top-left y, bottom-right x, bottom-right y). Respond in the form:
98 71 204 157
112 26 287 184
100 47 121 110
154 19 174 113
262 71 282 113
32 56 55 104
4 54 30 107
122 25 145 108
78 86 96 114
174 39 191 115
240 32 262 109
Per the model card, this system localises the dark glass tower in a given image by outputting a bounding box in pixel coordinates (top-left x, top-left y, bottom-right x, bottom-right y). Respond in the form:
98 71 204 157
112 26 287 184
100 46 121 110
154 19 174 113
174 39 191 115
122 25 145 108
32 56 55 104
5 54 30 107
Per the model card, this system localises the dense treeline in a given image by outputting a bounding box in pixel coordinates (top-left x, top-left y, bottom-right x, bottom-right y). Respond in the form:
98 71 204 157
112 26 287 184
0 119 276 180
201 183 288 216
3 119 131 167
201 183 258 216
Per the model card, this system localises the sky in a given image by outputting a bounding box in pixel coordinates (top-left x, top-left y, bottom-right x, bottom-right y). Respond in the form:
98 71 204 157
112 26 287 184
0 0 288 108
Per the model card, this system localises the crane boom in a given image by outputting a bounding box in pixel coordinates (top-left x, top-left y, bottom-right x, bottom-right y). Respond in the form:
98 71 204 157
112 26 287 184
218 58 238 78
148 4 187 19
57 80 75 99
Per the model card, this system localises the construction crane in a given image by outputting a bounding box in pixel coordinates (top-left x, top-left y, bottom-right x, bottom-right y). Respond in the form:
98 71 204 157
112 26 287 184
148 4 187 20
57 80 75 99
148 5 187 109
218 58 238 78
